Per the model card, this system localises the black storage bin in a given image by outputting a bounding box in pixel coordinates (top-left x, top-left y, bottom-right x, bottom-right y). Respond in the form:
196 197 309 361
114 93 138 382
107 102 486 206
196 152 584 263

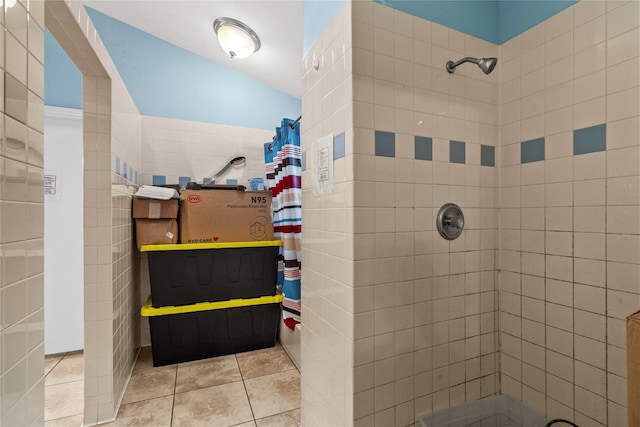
141 241 281 307
141 295 282 366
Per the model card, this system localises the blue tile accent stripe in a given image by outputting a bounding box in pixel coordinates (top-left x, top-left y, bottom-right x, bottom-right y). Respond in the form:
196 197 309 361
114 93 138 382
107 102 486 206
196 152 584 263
301 151 307 172
226 179 238 185
574 124 606 156
521 138 545 164
334 132 346 160
114 155 140 183
481 145 495 167
179 176 191 188
450 140 466 164
415 136 432 161
375 131 395 158
152 175 166 186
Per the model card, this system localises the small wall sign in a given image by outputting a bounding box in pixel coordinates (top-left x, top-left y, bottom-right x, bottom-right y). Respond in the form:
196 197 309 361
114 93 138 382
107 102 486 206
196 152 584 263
44 174 57 195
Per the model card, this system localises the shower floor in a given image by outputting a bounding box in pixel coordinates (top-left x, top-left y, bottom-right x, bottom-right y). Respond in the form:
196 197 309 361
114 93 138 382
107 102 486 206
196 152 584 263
419 394 547 427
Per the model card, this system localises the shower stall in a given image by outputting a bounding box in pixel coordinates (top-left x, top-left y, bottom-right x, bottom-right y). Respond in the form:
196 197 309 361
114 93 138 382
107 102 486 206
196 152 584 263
299 1 640 426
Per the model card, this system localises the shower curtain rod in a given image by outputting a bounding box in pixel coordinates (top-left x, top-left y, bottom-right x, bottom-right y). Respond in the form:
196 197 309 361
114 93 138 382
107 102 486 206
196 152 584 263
269 115 303 145
289 115 302 129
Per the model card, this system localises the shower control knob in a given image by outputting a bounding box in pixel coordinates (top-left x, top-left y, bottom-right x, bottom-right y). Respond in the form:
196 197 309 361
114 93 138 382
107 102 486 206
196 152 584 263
444 216 464 229
437 203 465 240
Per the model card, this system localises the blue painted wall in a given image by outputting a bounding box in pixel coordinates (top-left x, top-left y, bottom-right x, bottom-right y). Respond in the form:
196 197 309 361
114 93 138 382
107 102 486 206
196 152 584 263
376 0 578 44
304 0 346 55
45 29 82 109
498 0 578 44
380 0 499 44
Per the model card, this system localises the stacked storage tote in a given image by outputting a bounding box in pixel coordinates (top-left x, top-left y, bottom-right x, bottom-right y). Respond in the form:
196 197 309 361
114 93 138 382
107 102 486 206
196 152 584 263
140 241 283 366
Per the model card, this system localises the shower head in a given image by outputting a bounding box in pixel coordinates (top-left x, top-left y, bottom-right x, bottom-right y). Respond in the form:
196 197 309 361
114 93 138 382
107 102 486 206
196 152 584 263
204 156 247 184
478 57 497 74
229 156 247 166
446 57 498 75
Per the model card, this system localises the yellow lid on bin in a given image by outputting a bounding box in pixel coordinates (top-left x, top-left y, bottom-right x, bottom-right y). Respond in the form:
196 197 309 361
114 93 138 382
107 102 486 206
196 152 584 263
140 240 283 252
141 294 283 317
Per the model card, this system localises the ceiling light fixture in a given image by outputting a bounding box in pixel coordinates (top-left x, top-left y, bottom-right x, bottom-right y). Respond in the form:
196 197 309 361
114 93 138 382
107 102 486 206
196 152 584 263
213 17 261 59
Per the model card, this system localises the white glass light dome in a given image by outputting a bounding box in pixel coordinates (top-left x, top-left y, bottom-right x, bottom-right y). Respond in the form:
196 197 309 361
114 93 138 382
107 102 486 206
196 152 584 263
213 17 261 59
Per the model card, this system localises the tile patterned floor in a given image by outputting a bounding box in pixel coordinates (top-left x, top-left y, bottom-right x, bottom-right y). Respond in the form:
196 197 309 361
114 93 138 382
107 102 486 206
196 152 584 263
44 351 84 424
44 344 301 427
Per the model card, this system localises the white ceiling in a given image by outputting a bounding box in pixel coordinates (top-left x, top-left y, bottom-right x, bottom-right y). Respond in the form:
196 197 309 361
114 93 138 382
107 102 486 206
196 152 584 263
83 1 303 99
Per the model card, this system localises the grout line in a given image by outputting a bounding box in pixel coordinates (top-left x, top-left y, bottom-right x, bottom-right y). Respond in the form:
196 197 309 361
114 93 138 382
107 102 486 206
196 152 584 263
44 359 64 378
44 351 73 377
169 362 179 427
169 383 176 426
237 353 258 424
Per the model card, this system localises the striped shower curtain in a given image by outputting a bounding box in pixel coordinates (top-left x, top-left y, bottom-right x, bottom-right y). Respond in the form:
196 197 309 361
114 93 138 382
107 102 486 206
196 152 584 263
264 118 302 327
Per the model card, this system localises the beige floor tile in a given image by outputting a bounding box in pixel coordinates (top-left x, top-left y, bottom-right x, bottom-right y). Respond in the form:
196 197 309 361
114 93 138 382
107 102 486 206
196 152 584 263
236 346 296 379
44 414 84 427
133 346 155 371
45 354 64 376
172 381 253 427
45 354 84 386
256 409 301 427
134 346 177 371
105 395 173 427
175 354 242 393
122 365 176 404
234 423 257 427
44 380 84 421
244 370 301 419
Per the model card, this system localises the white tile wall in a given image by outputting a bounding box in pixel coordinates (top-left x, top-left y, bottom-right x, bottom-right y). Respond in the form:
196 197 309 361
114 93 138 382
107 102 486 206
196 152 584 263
139 116 273 187
109 66 141 423
0 0 45 425
301 3 355 426
498 1 640 425
351 2 499 425
111 177 138 413
46 1 143 424
82 75 116 425
301 1 500 426
303 1 640 426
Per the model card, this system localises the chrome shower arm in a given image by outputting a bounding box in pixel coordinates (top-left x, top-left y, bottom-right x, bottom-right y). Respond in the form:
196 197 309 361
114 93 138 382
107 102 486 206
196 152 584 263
446 57 479 73
204 156 246 184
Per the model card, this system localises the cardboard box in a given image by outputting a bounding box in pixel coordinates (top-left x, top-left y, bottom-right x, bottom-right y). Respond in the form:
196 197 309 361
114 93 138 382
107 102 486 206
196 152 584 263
628 310 640 426
135 219 179 249
180 189 273 244
132 197 179 219
132 197 180 249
